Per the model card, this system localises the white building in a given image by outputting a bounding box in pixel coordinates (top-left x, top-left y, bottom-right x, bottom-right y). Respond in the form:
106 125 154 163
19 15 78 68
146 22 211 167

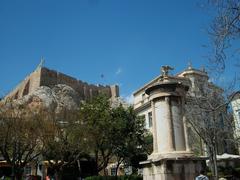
133 65 210 131
231 92 240 142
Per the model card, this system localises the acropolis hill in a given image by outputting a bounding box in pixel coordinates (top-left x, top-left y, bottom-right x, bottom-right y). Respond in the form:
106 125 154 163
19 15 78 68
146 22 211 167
4 65 119 101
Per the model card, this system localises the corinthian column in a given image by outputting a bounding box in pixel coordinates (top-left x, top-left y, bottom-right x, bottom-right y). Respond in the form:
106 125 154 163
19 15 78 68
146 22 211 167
165 96 175 151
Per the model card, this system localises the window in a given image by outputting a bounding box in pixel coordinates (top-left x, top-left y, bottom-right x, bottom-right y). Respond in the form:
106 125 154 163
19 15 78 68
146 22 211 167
14 91 19 99
24 166 31 175
148 112 152 128
22 80 30 96
111 167 117 176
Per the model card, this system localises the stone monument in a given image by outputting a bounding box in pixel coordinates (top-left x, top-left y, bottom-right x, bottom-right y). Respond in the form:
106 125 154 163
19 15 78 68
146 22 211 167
140 66 206 180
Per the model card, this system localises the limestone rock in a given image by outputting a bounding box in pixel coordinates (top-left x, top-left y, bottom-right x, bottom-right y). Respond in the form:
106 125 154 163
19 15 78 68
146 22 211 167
2 84 80 115
52 84 80 113
110 97 129 109
20 86 57 111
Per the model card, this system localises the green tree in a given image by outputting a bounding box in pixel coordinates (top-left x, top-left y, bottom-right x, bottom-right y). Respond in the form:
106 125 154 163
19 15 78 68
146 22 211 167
78 95 114 175
111 106 149 175
78 95 150 175
41 109 88 180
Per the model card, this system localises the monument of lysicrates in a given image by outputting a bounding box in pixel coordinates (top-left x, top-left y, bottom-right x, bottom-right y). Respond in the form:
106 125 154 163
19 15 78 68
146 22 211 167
140 66 207 180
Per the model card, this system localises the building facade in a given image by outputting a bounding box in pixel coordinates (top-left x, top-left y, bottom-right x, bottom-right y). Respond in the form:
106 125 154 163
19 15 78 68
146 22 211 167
133 65 209 132
231 93 240 131
231 92 240 151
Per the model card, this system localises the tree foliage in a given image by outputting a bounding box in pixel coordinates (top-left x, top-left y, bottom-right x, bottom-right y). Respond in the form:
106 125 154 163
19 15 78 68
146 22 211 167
41 109 89 179
0 102 47 180
78 95 113 174
110 106 149 175
0 94 149 179
78 95 149 175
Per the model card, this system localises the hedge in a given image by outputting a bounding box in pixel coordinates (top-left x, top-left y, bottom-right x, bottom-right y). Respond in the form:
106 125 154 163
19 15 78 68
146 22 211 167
85 175 143 180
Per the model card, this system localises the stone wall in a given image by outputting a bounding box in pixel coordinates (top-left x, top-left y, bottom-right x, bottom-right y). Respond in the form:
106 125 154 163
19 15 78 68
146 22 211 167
4 67 42 100
4 67 119 101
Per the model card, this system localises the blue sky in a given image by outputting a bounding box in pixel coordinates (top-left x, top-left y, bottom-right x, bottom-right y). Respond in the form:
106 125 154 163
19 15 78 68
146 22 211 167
0 0 228 100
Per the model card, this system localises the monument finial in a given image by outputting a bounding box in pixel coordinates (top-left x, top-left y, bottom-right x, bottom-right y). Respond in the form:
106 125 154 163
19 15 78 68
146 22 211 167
161 65 174 77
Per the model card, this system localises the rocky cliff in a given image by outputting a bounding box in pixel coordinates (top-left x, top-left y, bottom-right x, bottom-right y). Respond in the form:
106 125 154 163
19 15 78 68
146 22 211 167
1 84 81 116
1 84 128 120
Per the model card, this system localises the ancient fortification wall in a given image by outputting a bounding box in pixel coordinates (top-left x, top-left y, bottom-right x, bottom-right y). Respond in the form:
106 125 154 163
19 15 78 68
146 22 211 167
5 67 42 100
40 67 119 100
4 67 119 100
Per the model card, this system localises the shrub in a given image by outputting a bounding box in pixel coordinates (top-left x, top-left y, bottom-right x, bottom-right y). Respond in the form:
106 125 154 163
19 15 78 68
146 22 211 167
85 175 143 180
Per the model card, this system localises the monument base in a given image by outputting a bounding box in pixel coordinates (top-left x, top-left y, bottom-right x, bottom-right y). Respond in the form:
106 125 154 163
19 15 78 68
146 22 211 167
140 155 207 180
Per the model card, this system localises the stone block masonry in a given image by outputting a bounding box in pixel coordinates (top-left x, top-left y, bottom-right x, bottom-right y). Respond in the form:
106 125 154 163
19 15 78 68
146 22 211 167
4 67 119 101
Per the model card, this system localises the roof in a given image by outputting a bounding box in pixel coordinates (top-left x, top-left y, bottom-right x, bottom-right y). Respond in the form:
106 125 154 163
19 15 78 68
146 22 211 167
216 153 240 160
133 75 188 96
177 67 208 78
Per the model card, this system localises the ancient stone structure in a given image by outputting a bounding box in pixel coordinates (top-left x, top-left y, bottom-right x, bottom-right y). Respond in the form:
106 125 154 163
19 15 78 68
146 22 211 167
139 66 206 180
0 65 120 178
4 66 119 101
133 65 235 155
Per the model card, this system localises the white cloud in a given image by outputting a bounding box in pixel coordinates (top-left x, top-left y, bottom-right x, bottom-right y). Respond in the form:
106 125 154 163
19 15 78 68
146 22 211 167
124 93 134 104
115 82 123 87
115 67 122 75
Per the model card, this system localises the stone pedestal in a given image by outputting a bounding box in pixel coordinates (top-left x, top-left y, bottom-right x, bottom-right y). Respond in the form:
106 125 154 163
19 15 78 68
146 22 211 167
141 72 207 180
141 157 206 180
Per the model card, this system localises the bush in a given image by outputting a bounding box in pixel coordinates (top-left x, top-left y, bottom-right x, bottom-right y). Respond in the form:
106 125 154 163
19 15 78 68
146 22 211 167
85 175 143 180
235 167 240 173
